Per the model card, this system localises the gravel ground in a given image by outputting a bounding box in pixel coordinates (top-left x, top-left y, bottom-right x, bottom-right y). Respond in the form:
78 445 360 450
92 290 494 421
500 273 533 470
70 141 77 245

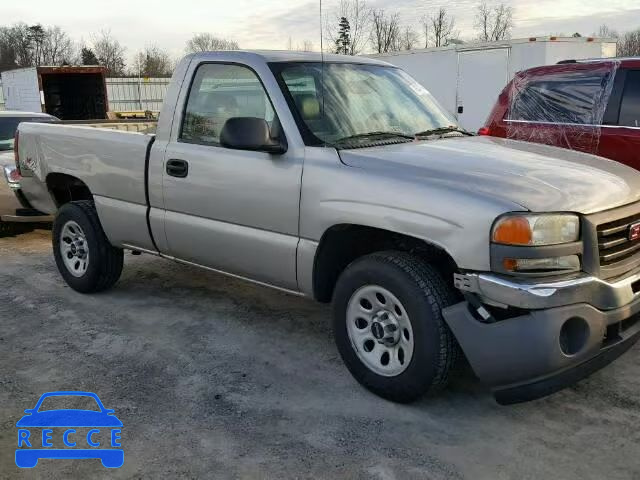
1 229 640 479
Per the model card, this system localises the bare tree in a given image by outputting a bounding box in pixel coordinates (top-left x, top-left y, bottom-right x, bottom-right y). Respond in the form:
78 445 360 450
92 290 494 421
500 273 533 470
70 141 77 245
91 30 126 76
400 26 420 50
420 16 430 48
0 23 74 70
370 9 401 53
618 29 640 56
325 0 371 55
0 23 33 70
133 45 173 77
185 33 239 52
596 24 619 38
430 8 456 47
42 26 75 65
286 37 315 52
475 2 513 42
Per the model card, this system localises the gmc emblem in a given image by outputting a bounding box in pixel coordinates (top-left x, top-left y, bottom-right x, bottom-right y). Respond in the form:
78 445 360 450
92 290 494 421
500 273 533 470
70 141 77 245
630 222 640 241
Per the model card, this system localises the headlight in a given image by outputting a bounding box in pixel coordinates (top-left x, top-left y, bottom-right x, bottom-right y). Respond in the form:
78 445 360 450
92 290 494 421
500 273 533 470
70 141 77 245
492 214 580 246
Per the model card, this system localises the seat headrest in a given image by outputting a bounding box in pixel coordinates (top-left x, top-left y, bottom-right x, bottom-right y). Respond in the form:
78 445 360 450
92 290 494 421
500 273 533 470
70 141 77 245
294 94 321 120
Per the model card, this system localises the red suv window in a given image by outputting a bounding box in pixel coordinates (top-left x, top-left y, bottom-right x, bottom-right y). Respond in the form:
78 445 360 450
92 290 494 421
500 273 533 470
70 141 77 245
509 70 610 125
618 70 640 127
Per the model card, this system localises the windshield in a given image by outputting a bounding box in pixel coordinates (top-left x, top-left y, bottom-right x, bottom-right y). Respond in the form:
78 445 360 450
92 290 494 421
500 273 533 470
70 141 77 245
0 116 56 151
272 62 457 147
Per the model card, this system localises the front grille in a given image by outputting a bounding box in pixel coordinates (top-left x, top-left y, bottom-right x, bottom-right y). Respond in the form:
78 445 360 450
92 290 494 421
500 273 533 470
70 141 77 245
597 211 640 268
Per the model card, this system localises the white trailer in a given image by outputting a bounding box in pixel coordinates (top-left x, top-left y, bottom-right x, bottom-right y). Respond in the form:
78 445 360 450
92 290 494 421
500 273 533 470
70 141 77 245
370 37 617 132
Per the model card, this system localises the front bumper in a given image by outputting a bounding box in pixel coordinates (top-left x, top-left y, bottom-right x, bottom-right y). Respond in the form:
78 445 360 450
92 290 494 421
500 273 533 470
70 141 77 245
454 270 640 310
444 271 640 404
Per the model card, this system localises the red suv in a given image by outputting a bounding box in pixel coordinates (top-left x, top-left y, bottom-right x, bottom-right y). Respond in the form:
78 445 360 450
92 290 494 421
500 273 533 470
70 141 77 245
481 58 640 170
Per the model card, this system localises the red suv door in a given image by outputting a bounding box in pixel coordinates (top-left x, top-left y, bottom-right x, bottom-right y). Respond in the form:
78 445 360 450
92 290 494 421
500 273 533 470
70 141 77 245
599 67 640 170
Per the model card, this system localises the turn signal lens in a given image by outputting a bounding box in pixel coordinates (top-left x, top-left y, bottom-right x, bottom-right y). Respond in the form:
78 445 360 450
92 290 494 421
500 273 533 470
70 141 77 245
492 217 532 245
492 214 580 246
503 255 580 273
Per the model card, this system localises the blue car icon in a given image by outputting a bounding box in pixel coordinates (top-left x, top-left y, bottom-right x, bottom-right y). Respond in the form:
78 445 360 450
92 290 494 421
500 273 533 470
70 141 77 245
16 391 123 468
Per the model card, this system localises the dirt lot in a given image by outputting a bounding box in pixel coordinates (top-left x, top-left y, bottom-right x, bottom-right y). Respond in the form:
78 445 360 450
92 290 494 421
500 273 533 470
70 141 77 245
1 229 639 479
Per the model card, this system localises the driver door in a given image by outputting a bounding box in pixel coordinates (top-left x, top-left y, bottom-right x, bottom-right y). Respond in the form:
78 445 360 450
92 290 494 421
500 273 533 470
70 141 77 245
161 62 303 290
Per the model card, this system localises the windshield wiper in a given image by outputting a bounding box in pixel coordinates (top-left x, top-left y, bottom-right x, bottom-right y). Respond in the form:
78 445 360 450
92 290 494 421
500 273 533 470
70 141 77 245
414 126 472 137
334 131 415 144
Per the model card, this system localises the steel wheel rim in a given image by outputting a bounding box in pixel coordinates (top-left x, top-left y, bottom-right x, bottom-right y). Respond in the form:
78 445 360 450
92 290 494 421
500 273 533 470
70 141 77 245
346 285 415 377
60 220 89 278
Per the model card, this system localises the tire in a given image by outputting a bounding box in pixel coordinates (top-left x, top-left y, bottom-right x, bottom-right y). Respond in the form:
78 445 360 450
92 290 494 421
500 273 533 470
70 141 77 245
52 200 123 293
332 251 459 403
0 220 34 238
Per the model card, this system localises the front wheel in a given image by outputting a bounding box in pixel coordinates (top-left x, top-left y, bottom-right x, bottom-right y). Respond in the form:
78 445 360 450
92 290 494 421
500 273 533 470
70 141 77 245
52 201 123 293
332 251 459 403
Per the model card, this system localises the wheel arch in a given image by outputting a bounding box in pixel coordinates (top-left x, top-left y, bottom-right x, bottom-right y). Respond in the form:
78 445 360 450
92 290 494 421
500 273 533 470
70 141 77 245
46 173 93 207
311 224 459 303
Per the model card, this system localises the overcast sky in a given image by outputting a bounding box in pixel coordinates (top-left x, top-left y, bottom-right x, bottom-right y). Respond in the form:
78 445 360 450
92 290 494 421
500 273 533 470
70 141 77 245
3 0 639 63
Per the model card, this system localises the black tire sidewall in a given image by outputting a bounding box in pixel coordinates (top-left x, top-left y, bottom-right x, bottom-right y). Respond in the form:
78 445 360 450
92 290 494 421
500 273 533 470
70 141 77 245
333 255 449 402
52 203 106 293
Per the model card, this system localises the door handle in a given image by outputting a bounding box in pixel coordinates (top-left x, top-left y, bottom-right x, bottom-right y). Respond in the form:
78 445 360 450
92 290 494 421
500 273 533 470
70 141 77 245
166 159 189 178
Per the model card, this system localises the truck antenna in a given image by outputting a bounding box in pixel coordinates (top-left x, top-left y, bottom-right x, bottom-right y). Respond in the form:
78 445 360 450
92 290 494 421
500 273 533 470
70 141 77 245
319 0 326 145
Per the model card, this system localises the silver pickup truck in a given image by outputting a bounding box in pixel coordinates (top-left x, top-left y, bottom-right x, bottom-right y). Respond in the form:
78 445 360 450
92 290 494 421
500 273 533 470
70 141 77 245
16 51 640 404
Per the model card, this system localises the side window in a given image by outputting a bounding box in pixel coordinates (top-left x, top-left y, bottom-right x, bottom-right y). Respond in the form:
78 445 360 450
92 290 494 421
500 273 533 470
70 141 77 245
180 63 275 146
509 71 608 125
618 70 640 127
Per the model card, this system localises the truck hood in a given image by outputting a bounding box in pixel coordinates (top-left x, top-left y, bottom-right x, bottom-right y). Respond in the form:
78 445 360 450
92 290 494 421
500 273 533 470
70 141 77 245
339 136 640 214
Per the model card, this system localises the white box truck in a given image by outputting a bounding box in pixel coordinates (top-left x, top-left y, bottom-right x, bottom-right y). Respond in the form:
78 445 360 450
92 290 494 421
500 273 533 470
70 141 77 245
370 37 617 131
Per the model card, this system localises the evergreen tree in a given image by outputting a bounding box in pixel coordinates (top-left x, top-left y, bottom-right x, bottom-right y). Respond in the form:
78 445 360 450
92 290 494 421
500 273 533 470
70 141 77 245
335 17 351 55
81 47 99 65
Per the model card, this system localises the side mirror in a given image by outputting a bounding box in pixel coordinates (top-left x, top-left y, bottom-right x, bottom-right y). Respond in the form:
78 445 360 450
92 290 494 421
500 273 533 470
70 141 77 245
105 409 115 415
24 409 34 414
220 117 287 155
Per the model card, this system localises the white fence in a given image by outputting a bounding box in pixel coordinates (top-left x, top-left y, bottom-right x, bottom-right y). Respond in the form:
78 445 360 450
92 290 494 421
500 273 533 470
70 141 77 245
0 77 171 113
106 77 170 112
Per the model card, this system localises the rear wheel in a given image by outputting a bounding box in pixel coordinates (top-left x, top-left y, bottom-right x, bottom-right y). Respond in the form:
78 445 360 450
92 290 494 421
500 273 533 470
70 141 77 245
332 251 459 403
52 201 123 293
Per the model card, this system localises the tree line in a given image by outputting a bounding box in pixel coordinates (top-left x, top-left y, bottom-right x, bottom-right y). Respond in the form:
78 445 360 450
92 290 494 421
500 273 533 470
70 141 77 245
327 0 640 56
327 0 515 55
596 25 640 57
0 25 239 76
1 13 638 77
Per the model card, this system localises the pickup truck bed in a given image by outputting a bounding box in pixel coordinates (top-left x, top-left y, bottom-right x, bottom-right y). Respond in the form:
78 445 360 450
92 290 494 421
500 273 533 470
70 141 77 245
19 123 157 252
